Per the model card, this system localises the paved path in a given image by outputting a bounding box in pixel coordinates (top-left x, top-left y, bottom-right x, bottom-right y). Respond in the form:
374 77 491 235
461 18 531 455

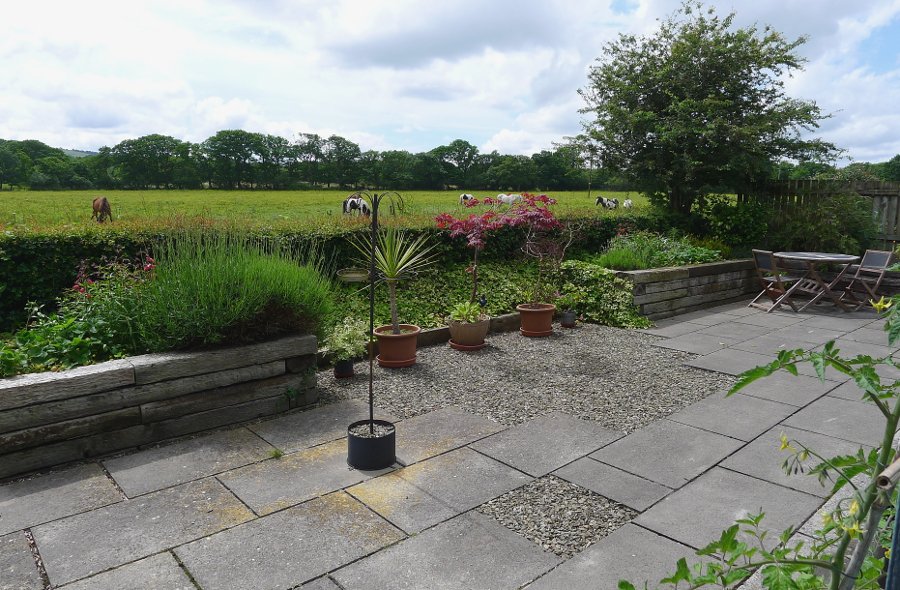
0 301 890 589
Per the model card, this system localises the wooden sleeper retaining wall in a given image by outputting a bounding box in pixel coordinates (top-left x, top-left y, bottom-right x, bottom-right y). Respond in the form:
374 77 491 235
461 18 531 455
0 335 318 480
617 259 758 320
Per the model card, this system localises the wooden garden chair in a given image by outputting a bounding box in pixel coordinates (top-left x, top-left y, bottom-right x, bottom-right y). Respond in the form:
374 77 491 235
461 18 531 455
749 249 803 312
840 249 894 310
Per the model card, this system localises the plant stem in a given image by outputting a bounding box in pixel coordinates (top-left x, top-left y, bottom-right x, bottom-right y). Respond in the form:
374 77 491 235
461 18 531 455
387 279 400 334
470 248 479 303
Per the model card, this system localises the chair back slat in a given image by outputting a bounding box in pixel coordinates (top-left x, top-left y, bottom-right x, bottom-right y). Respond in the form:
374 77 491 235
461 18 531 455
860 249 893 270
752 249 774 273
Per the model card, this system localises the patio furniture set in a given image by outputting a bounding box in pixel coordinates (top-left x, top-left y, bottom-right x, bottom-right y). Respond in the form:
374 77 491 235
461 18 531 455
749 249 895 313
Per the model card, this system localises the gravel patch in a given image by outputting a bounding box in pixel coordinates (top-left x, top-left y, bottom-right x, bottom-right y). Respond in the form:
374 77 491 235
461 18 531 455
318 324 735 433
475 475 637 558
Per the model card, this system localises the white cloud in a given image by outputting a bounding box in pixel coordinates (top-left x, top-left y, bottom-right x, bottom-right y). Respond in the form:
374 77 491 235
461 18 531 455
0 0 898 163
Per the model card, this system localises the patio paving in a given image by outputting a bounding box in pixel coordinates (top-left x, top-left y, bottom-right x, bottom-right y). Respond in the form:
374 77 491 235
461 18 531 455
0 300 889 589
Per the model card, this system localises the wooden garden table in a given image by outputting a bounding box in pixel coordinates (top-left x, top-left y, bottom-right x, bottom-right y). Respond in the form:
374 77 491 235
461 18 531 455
772 252 861 312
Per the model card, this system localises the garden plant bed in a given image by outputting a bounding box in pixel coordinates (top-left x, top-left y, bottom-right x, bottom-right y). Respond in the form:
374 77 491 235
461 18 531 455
0 335 318 479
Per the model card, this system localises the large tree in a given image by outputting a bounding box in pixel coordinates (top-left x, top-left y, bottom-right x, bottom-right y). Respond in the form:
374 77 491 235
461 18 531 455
579 1 837 214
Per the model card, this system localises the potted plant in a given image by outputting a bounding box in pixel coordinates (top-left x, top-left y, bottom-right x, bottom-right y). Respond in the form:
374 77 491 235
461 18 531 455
506 194 572 337
447 300 489 350
436 198 505 351
555 290 583 328
351 226 436 368
322 317 368 378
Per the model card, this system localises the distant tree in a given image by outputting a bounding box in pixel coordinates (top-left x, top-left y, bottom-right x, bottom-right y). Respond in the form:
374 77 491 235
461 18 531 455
321 135 361 188
295 133 324 186
201 130 259 189
112 134 184 188
485 155 537 191
879 155 900 182
818 162 882 182
432 139 479 188
377 150 417 188
411 152 447 189
0 144 21 189
580 1 838 215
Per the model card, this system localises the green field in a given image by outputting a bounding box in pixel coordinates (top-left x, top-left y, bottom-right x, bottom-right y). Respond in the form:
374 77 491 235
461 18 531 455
0 190 647 231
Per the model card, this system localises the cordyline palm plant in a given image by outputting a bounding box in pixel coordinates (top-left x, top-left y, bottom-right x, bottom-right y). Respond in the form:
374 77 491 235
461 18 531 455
351 226 437 334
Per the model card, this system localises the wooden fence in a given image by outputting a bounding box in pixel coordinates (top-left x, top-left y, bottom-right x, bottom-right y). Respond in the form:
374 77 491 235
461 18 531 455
738 180 900 246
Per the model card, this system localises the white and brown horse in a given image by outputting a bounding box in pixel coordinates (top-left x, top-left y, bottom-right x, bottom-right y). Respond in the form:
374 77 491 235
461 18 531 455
342 194 370 216
91 197 113 223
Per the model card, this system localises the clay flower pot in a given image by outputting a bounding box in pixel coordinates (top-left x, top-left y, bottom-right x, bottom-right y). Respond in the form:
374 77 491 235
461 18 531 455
374 324 421 368
517 303 556 337
448 317 490 350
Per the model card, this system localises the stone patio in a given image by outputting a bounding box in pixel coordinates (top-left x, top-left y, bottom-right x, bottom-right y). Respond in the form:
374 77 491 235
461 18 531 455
0 301 889 589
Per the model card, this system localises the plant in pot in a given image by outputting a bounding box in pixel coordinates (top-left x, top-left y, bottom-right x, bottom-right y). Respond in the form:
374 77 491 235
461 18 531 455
351 225 437 368
435 198 505 350
322 316 368 378
505 194 573 337
555 289 585 329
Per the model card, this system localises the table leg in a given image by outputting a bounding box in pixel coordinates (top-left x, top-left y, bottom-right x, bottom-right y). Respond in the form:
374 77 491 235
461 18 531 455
798 263 853 312
769 264 810 313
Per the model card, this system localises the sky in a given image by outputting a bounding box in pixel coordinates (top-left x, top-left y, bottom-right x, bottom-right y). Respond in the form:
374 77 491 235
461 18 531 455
1 0 899 164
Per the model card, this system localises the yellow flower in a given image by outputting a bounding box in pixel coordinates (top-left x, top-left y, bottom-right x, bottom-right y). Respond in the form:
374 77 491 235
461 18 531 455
844 521 863 538
848 499 860 516
779 433 794 452
871 296 894 313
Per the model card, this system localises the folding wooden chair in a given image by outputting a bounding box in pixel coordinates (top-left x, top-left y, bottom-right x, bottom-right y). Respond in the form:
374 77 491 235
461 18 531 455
841 249 894 310
749 249 803 311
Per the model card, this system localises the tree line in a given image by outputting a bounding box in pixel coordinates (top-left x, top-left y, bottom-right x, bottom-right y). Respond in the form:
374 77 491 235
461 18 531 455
0 132 622 192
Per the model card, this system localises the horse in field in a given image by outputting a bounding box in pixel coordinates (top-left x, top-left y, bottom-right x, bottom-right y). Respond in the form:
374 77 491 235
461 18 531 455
91 197 113 223
342 194 370 216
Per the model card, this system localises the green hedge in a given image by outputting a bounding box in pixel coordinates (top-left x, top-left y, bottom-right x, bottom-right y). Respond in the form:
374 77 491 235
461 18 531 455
0 215 652 332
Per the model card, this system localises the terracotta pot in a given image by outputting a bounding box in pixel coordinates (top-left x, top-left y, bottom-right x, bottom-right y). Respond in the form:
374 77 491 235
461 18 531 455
374 324 421 368
517 303 556 337
448 317 489 350
333 359 355 378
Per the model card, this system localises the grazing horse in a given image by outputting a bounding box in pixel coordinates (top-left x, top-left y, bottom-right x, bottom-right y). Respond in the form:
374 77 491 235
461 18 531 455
91 197 113 223
497 193 522 206
342 195 370 216
595 196 618 209
622 199 634 208
459 193 475 205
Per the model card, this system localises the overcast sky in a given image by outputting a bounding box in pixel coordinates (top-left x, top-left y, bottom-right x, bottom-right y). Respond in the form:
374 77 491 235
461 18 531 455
2 0 899 163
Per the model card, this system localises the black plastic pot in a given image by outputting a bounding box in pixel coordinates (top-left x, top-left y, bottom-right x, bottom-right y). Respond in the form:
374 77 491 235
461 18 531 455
333 359 354 379
560 310 577 328
347 419 396 470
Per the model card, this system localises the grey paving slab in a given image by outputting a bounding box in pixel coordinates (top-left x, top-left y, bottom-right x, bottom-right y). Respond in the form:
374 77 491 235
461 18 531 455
652 332 741 354
801 315 881 332
721 425 869 498
667 392 796 442
32 477 253 587
176 492 404 590
395 406 504 465
732 313 808 328
0 531 42 590
684 348 777 376
58 553 193 590
827 379 873 402
590 420 743 489
640 321 707 338
332 511 561 590
103 427 274 497
783 396 886 446
524 523 698 590
348 447 531 534
735 372 838 407
730 334 814 355
249 399 391 453
843 327 895 346
708 303 760 317
634 467 822 550
469 412 622 477
301 578 342 590
771 324 845 345
554 458 672 511
666 310 743 326
0 463 122 536
695 322 774 341
218 438 388 516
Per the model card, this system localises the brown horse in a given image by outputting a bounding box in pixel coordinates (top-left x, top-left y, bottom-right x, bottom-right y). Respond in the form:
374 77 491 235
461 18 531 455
91 197 113 223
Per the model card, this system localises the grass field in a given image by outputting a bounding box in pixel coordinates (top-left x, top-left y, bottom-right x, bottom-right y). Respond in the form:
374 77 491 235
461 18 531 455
0 189 647 231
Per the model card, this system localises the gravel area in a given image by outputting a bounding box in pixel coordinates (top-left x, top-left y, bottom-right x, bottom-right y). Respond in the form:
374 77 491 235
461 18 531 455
475 475 637 558
318 324 735 433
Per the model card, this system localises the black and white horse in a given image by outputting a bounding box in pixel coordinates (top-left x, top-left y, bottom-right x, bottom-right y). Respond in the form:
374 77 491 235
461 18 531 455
459 193 475 204
622 199 634 209
595 196 619 209
342 195 370 216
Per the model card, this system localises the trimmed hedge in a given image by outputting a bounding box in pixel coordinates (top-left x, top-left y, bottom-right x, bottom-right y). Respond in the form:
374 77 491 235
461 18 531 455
0 215 654 332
